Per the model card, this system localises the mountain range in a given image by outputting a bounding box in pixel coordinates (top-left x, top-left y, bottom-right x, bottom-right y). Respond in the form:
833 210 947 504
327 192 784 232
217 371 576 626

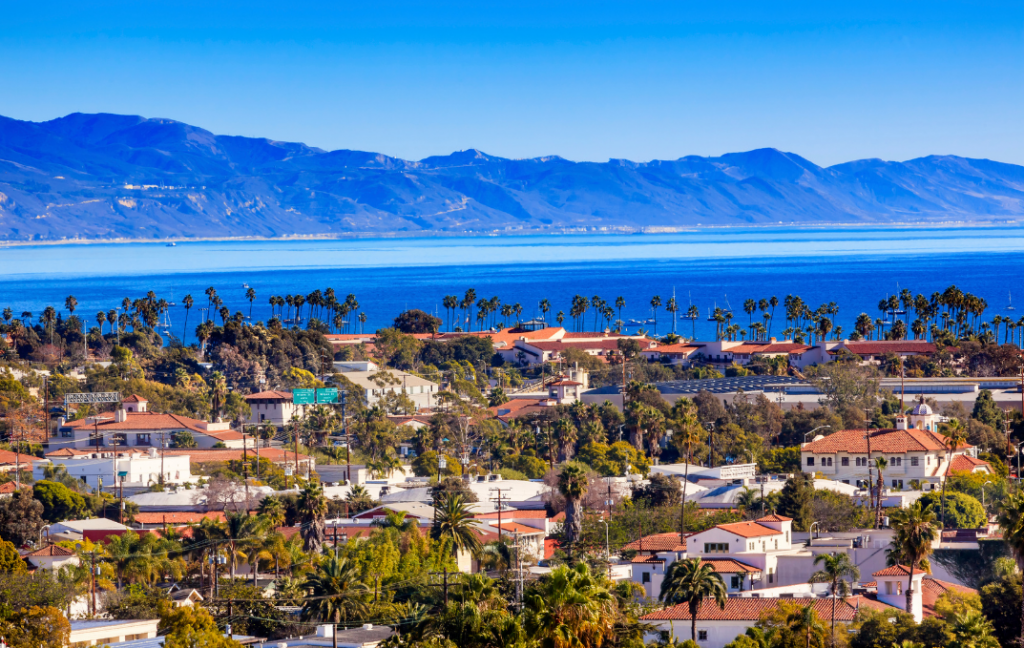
1 112 1023 242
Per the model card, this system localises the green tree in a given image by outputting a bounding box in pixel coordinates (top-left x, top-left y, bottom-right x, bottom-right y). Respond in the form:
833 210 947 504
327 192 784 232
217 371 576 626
558 461 589 555
918 492 985 529
33 480 88 523
939 420 968 527
432 492 483 561
0 605 70 648
302 555 371 625
0 538 27 572
659 558 728 642
808 552 859 644
996 492 1024 648
888 500 939 614
297 480 328 553
524 562 616 648
979 573 1021 648
161 603 240 648
777 473 814 530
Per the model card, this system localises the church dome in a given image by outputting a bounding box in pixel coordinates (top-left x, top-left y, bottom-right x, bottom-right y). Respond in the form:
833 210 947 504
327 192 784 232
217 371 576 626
912 403 933 416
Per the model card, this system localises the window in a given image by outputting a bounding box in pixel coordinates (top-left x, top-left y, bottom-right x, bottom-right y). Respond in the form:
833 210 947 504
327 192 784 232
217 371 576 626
885 582 893 595
842 480 850 485
704 543 728 554
731 576 740 589
892 457 902 467
698 631 708 641
807 457 815 466
61 429 74 438
855 457 865 467
136 433 151 446
768 567 774 584
892 480 904 490
774 539 778 549
841 457 849 467
824 457 833 467
926 456 931 465
911 457 919 467
749 543 754 550
641 572 651 584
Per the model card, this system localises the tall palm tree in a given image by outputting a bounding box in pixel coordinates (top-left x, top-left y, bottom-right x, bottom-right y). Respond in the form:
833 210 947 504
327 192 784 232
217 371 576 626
297 480 328 553
948 610 999 648
525 563 615 648
302 556 370 625
245 287 256 322
432 492 483 561
650 296 662 334
996 492 1024 648
257 495 286 528
96 311 107 336
558 462 589 556
939 419 967 527
224 511 268 580
808 552 860 644
659 558 727 642
874 456 888 528
888 500 938 615
671 398 701 536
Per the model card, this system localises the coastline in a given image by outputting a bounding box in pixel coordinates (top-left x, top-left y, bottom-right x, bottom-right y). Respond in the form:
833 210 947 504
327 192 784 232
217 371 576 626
0 219 1021 250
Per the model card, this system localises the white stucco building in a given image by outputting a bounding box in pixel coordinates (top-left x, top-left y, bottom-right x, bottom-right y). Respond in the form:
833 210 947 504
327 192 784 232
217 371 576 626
800 404 991 490
57 395 245 450
34 447 193 489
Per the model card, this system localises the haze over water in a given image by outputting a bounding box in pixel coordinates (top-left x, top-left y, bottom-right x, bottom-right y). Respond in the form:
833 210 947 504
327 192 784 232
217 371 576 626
2 226 1023 344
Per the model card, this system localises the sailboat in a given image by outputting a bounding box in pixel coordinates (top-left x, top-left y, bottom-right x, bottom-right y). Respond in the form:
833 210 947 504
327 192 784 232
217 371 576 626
681 291 698 320
1008 292 1016 311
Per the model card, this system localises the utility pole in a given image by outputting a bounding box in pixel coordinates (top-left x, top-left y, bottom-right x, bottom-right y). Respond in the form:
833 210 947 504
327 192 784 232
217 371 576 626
242 427 250 505
293 417 300 484
429 568 450 605
90 552 98 616
490 488 509 543
707 421 716 468
341 391 350 483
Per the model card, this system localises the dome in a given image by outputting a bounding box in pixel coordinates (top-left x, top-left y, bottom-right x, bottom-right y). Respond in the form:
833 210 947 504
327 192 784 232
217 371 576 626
912 403 932 416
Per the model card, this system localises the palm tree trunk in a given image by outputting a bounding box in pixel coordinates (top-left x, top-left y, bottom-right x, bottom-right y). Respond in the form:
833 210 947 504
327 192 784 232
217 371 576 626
680 443 690 542
831 592 837 645
690 602 698 642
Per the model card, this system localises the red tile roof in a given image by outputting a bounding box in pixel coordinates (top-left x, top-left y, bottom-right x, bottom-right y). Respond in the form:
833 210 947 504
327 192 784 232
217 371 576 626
647 343 701 354
946 454 991 476
802 428 970 454
716 521 782 538
755 514 793 523
700 558 762 574
473 509 551 520
492 522 545 535
0 449 35 465
163 448 311 463
62 411 216 434
134 511 227 525
632 555 666 564
547 380 582 386
622 532 688 552
643 597 859 621
25 544 75 558
46 448 96 457
922 578 976 617
0 482 18 494
838 341 937 355
489 398 550 421
245 390 292 400
122 394 148 403
873 564 916 577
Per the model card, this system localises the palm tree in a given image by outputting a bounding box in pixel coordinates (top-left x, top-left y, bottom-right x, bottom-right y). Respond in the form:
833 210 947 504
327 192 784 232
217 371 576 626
525 563 615 648
432 492 483 561
948 610 999 648
302 555 370 624
96 311 107 336
659 558 727 642
939 419 967 527
297 480 328 553
224 511 268 580
888 500 938 614
558 462 589 556
874 456 888 528
245 287 256 322
258 495 286 528
790 603 828 648
809 552 860 644
996 492 1024 648
671 398 701 535
650 295 662 334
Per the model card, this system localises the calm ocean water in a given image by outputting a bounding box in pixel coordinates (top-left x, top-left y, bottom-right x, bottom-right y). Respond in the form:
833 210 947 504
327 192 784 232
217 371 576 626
1 226 1023 344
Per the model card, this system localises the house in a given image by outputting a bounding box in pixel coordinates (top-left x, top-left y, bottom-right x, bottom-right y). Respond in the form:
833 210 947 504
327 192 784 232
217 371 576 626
57 395 246 450
23 544 80 571
34 448 193 489
0 448 36 474
49 517 129 540
69 618 160 647
243 390 303 427
511 338 657 367
642 343 704 367
286 624 394 648
0 481 18 498
340 370 439 410
800 404 990 490
132 511 228 529
162 447 315 474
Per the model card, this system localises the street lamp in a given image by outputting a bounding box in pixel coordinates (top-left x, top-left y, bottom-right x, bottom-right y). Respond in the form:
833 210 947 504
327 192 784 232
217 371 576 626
1010 442 1024 481
808 521 820 544
803 425 831 444
599 516 611 578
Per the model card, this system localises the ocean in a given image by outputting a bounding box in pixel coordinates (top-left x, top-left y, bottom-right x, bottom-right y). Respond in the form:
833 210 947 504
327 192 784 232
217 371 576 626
1 226 1023 345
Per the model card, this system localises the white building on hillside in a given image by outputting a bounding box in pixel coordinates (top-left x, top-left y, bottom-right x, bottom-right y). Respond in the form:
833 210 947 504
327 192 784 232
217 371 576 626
800 404 991 490
34 447 192 489
57 395 245 449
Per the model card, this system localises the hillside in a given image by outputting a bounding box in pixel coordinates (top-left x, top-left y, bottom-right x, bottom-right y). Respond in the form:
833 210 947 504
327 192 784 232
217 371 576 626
1 112 1023 241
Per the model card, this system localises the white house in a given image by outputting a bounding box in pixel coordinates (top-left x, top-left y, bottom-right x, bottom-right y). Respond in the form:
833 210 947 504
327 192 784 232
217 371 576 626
244 390 304 427
685 515 794 590
341 370 439 411
34 448 193 489
873 564 925 622
57 395 246 450
69 619 160 647
800 404 991 491
23 544 80 571
49 517 129 539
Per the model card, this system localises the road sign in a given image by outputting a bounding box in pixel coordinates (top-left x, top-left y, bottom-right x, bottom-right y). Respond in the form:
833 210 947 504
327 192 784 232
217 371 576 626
64 392 121 404
293 389 315 405
316 388 339 404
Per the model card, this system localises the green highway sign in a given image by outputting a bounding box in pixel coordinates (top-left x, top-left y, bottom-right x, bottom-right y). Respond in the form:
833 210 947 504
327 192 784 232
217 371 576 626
316 388 339 404
293 389 315 405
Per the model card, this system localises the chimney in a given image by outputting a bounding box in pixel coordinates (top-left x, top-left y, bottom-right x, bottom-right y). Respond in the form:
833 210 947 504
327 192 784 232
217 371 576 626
115 409 127 423
770 337 777 343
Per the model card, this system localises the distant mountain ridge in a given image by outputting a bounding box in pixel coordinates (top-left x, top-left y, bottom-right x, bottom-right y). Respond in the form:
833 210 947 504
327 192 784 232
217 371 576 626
0 111 1022 242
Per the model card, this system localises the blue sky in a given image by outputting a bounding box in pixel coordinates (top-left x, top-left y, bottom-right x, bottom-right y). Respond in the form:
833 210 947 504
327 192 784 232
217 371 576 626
1 1 1021 166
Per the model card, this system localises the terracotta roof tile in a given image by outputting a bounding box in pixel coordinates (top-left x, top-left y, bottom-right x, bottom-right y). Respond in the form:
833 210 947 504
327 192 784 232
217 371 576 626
632 555 666 564
646 344 701 354
699 558 762 574
716 521 782 538
872 564 915 577
26 544 75 558
922 577 976 617
245 390 292 400
622 532 688 552
840 341 937 355
62 411 215 434
803 428 970 454
0 482 18 494
122 394 148 403
0 449 35 465
492 522 544 535
946 454 991 476
755 514 793 523
643 597 859 621
134 511 228 525
163 448 311 463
